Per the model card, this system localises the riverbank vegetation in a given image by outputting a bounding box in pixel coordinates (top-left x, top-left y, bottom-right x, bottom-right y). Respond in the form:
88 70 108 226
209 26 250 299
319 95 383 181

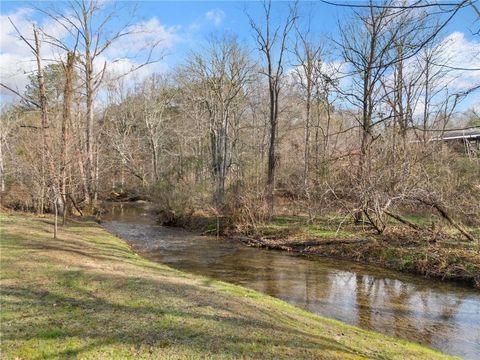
234 215 480 288
1 1 479 286
160 210 480 288
0 212 457 359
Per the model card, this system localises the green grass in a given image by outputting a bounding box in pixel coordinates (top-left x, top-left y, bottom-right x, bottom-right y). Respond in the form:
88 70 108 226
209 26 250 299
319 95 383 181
256 216 355 239
268 216 300 226
390 214 440 226
306 224 353 238
0 212 456 359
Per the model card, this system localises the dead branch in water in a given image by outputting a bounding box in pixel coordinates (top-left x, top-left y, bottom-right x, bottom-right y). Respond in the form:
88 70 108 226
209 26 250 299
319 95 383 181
233 236 370 250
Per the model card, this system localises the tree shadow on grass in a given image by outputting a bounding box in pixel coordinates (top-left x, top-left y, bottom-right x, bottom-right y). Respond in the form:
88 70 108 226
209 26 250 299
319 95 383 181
1 216 423 359
2 227 192 286
2 228 138 262
0 268 375 359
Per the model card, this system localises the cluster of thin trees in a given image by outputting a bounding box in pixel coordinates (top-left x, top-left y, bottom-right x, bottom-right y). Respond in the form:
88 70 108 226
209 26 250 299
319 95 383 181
1 0 479 239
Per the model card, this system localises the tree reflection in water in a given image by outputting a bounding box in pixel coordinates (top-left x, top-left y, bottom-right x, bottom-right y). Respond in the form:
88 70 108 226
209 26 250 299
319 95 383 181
102 202 480 360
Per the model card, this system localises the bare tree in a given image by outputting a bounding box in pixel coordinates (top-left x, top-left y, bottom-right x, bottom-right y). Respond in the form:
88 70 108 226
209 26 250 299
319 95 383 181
31 27 51 219
0 111 15 197
292 25 325 189
39 0 162 207
2 0 478 245
248 0 297 215
103 83 149 188
139 75 177 183
60 51 76 224
181 35 253 205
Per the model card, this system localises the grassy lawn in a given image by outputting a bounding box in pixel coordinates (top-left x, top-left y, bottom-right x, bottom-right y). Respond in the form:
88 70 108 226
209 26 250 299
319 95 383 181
0 212 456 359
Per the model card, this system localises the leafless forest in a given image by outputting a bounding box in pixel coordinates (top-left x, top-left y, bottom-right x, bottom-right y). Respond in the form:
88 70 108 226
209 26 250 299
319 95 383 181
1 0 479 244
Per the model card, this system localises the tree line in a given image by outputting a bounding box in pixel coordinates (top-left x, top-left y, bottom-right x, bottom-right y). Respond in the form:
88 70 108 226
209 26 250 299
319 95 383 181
1 0 479 240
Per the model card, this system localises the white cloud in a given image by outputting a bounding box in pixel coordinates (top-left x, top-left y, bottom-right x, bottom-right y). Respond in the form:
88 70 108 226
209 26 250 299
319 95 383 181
1 7 176 104
105 17 178 59
101 56 169 86
366 31 480 117
437 32 480 91
205 9 225 26
1 8 71 101
1 8 35 57
411 32 480 115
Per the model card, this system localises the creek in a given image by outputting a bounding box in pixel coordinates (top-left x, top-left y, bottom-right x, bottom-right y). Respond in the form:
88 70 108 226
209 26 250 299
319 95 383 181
101 202 480 359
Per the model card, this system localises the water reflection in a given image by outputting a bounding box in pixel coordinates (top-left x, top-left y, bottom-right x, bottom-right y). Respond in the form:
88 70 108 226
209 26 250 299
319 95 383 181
102 202 480 359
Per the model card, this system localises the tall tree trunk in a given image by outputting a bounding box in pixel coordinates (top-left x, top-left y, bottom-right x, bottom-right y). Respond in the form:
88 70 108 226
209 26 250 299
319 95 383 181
94 142 99 204
83 5 94 206
355 68 372 223
34 26 50 216
359 72 371 183
423 56 430 143
61 51 75 225
267 83 278 216
304 87 311 188
85 53 94 206
54 198 58 239
0 132 4 195
151 141 159 182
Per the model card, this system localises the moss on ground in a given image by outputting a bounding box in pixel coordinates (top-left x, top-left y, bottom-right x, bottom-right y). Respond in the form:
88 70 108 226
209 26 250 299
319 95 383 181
0 212 457 359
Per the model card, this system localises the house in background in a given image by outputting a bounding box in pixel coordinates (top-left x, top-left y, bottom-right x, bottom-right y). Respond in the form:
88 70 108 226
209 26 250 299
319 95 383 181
430 128 480 157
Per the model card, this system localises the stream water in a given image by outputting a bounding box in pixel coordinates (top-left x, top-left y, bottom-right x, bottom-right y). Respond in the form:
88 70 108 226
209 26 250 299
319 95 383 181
101 202 480 359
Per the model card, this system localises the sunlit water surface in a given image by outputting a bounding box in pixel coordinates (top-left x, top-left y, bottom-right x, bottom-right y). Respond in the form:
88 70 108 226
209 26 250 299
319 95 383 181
101 202 480 359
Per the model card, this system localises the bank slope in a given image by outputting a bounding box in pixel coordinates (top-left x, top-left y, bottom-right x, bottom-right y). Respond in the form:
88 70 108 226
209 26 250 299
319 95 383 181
0 213 455 359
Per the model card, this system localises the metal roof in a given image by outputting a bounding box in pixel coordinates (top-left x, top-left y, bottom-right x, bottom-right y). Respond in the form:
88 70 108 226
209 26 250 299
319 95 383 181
430 128 480 141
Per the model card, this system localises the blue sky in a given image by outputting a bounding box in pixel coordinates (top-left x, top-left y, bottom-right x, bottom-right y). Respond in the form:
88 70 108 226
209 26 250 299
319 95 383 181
4 1 472 37
2 1 478 63
1 1 479 110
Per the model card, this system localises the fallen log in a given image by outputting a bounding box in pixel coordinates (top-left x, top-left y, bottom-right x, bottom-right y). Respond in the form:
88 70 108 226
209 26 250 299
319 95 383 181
288 239 370 247
413 197 476 242
233 236 267 247
384 210 422 231
233 236 370 250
